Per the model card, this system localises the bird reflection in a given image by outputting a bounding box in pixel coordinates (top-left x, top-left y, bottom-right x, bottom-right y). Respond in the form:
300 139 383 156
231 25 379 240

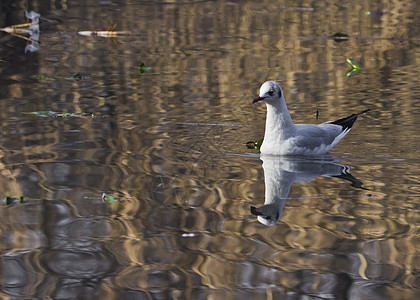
251 155 364 226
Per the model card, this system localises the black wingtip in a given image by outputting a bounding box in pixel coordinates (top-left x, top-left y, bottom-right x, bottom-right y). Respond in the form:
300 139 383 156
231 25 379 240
329 108 370 131
358 108 371 115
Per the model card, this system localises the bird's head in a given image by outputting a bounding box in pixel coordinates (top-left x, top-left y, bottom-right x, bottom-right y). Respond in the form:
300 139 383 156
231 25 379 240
252 81 283 105
250 204 281 226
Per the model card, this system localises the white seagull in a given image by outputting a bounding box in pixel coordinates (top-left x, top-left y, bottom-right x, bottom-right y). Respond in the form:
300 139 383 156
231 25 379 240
253 81 370 155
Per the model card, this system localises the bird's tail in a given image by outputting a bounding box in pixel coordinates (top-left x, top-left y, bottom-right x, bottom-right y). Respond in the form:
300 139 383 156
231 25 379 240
356 109 371 115
329 108 371 131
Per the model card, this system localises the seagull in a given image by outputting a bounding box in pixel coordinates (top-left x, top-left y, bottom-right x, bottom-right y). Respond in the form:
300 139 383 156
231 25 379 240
253 81 370 155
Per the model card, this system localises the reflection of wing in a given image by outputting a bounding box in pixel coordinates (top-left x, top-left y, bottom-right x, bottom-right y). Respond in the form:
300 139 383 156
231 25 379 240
333 172 367 190
251 155 365 226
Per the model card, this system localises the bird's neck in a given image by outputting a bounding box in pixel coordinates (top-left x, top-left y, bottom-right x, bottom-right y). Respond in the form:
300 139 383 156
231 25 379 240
263 168 294 205
264 101 295 141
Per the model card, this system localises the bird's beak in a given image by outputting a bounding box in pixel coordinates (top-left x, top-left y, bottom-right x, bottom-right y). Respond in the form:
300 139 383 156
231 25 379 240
250 206 263 216
253 96 264 103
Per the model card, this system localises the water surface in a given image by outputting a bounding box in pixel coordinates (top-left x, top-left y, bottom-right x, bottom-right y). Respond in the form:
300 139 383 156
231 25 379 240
0 1 419 299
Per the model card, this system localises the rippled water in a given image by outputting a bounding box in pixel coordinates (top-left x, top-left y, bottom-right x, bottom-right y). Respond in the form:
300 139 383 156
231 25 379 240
0 1 419 299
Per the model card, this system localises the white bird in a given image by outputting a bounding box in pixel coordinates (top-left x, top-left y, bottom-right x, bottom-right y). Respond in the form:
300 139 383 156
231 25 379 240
253 81 370 155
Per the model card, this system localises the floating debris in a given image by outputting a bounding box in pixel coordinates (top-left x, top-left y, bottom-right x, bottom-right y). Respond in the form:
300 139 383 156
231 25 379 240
24 111 103 118
37 74 48 81
282 7 314 11
181 233 197 238
365 11 388 16
102 193 118 203
67 72 87 81
90 113 105 119
246 139 263 150
346 58 363 77
0 196 24 205
331 32 349 42
315 108 320 119
78 24 131 38
0 11 40 52
24 111 56 117
138 62 151 74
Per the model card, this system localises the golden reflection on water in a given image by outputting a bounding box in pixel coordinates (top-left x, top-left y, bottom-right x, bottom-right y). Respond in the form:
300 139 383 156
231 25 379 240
0 0 419 299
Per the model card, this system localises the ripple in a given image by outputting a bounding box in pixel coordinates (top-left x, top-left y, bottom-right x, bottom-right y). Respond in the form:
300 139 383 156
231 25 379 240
351 217 410 239
40 250 114 279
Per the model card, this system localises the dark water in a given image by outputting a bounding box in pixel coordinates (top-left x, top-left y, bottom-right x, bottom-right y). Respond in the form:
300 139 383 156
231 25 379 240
0 1 419 299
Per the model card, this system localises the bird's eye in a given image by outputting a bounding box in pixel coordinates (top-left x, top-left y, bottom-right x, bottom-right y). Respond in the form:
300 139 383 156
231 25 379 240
268 90 274 96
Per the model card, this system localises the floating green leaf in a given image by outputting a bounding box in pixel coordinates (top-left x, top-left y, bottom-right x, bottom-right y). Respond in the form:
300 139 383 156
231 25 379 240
38 74 47 81
138 62 151 74
67 72 85 81
0 196 24 205
331 32 349 42
315 108 320 119
346 58 363 69
346 58 363 77
24 111 56 117
364 11 388 16
102 193 118 203
246 139 263 150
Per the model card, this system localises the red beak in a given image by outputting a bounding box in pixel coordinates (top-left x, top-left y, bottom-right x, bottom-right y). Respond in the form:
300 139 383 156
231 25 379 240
252 96 264 103
250 206 263 216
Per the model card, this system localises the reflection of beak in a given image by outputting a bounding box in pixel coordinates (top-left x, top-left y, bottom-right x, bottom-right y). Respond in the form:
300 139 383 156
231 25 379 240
252 96 264 103
250 206 263 216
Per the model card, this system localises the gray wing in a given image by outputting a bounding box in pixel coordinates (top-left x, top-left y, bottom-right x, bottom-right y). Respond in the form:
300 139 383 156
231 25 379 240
292 123 344 149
